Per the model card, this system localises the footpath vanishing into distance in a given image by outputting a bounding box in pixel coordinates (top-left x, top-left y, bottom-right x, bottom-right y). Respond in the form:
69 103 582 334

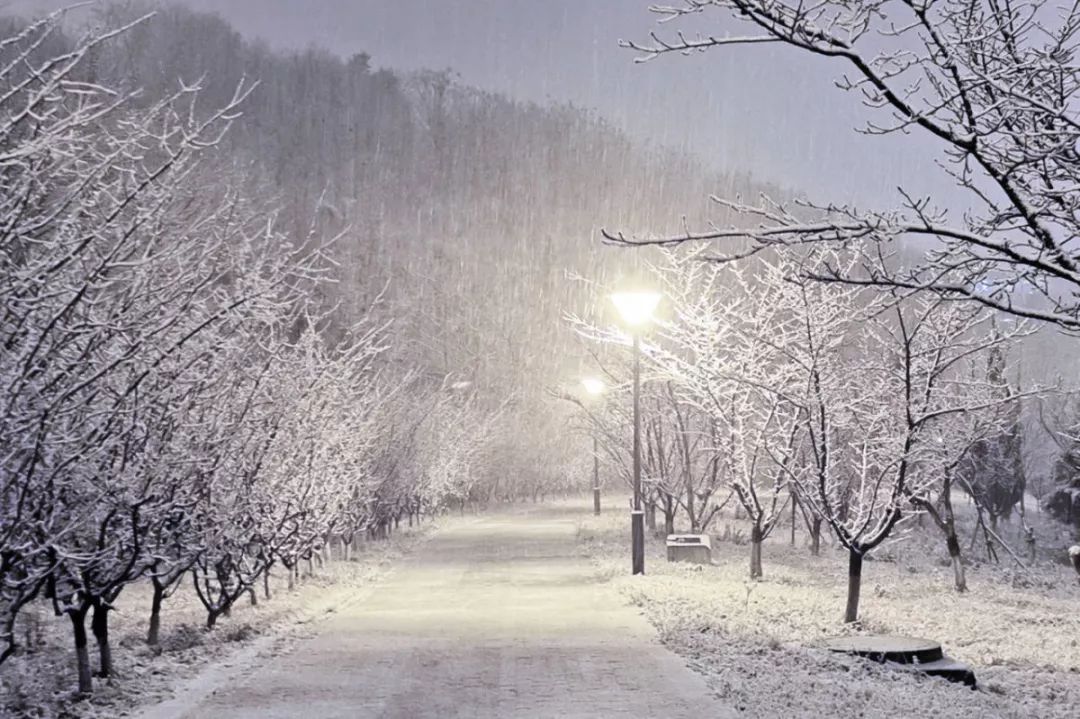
149 504 734 718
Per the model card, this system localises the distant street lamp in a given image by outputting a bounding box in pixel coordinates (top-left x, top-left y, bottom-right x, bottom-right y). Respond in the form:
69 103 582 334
582 377 606 516
611 290 661 576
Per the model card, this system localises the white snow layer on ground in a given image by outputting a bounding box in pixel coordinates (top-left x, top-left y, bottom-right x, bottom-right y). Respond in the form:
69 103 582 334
1 525 434 719
578 509 1080 719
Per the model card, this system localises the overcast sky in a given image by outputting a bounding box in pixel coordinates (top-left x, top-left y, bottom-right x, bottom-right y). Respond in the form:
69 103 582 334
9 0 956 208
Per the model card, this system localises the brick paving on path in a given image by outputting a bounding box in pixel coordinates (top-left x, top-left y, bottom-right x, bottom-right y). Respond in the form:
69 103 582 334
165 504 735 718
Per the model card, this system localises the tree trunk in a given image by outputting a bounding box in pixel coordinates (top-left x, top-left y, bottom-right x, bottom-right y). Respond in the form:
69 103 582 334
844 549 863 623
750 525 763 579
23 603 42 650
645 502 657 533
664 510 675 537
286 565 295 591
247 586 257 606
947 532 967 592
810 517 822 556
264 568 272 600
686 484 696 533
344 540 352 563
790 494 797 546
148 582 165 646
69 609 93 694
91 603 112 678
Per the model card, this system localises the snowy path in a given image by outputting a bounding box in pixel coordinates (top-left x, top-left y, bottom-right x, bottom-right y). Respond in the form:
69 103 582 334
159 505 734 718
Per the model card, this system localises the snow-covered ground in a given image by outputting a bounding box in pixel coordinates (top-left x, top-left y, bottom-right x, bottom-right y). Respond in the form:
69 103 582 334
1 525 434 719
578 503 1080 718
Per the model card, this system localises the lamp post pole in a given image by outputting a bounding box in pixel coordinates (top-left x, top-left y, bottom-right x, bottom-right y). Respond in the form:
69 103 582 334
582 377 606 516
631 332 645 575
609 289 659 577
592 434 601 516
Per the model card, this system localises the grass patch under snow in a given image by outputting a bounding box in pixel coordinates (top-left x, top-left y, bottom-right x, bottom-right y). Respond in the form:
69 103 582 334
579 505 1080 718
1 523 436 719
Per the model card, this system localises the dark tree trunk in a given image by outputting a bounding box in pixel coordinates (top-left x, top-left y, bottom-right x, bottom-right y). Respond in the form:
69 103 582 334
947 532 967 593
844 549 864 623
664 509 675 537
750 524 763 579
686 485 696 533
810 517 822 556
22 604 43 651
790 494 798 546
148 581 165 646
69 608 93 694
91 603 112 678
264 568 272 600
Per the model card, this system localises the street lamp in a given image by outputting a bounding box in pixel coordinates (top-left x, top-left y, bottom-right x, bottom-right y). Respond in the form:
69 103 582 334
582 377 605 397
582 377 606 516
611 290 661 576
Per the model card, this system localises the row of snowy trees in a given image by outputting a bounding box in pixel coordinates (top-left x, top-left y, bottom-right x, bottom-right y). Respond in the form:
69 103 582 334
0 13 502 694
71 0 778 404
605 0 1080 535
575 249 1033 622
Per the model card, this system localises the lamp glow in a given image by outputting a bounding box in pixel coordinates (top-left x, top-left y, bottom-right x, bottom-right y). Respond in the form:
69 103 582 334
582 377 606 396
611 291 661 327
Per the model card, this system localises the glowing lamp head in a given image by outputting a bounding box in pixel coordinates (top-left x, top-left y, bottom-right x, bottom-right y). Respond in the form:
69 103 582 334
582 377 606 396
611 290 661 327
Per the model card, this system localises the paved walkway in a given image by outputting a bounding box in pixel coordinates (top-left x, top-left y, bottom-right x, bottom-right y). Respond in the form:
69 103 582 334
169 505 733 718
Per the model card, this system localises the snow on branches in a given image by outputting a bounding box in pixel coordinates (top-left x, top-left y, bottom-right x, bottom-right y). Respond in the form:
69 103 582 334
0 14 500 694
575 247 1031 621
610 0 1080 330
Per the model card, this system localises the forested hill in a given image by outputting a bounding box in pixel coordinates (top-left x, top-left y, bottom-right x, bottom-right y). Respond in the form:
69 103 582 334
41 3 775 399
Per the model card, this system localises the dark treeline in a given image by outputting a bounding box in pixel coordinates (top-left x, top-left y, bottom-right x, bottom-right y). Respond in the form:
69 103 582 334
81 2 777 397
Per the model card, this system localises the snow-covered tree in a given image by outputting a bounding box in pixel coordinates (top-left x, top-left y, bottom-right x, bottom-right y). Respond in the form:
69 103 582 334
955 341 1027 532
785 285 1030 621
578 247 1032 618
613 0 1080 330
647 252 809 578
